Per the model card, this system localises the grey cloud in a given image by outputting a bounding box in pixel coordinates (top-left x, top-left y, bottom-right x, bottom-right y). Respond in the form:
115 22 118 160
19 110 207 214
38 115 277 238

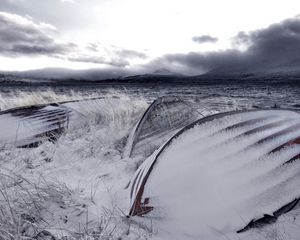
192 35 218 44
73 44 147 67
86 43 147 59
150 17 300 75
86 43 99 52
115 49 147 59
0 0 91 30
68 55 130 67
232 31 251 46
0 12 76 56
147 50 244 75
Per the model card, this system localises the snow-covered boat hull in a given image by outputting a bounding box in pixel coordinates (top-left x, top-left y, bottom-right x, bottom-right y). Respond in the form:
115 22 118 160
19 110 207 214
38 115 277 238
0 97 105 148
0 104 71 147
128 109 300 237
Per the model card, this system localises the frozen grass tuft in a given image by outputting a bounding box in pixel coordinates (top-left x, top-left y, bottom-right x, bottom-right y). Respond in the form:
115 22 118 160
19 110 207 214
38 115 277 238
0 172 151 240
0 172 71 239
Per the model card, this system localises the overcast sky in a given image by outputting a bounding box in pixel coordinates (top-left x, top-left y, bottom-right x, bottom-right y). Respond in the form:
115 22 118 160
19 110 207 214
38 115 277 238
1 0 300 75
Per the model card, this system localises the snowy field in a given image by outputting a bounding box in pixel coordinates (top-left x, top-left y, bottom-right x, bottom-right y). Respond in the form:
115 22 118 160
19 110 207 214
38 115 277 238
0 85 300 239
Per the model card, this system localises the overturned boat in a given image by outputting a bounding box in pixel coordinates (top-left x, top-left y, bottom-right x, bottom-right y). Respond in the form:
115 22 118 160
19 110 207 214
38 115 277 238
124 96 206 159
0 103 72 147
0 97 104 148
128 109 300 238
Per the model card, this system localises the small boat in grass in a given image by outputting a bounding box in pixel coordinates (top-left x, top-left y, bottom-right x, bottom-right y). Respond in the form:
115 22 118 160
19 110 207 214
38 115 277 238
0 97 104 148
124 96 205 159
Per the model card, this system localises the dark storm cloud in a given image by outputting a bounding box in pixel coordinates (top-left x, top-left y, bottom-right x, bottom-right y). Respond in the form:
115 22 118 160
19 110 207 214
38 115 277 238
150 17 300 74
0 12 76 56
238 18 300 64
192 35 218 44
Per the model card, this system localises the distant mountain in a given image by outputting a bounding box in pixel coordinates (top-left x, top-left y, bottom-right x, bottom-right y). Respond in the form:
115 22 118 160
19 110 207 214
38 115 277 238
0 67 183 81
0 68 134 81
1 66 300 86
207 65 300 78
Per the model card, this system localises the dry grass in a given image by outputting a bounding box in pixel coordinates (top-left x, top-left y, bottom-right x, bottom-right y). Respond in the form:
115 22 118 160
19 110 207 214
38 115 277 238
0 172 72 239
0 171 150 240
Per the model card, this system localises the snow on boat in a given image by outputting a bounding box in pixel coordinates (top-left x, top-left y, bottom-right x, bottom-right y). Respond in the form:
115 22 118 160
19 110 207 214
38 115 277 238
0 98 105 148
0 103 72 147
124 96 205 159
128 109 300 238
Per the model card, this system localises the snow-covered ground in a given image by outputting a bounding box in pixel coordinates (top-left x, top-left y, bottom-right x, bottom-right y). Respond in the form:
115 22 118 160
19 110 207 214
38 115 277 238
0 95 152 239
0 91 300 239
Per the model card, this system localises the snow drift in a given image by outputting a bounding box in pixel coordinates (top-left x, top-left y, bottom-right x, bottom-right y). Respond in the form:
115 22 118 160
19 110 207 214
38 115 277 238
0 95 149 239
